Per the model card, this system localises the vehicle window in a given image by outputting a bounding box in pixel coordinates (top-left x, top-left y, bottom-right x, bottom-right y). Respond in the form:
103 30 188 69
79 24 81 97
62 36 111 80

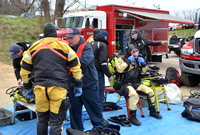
85 18 90 29
63 17 84 28
93 18 98 28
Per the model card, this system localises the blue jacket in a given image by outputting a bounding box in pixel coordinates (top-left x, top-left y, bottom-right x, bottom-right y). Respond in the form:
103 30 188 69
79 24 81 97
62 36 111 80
71 37 98 89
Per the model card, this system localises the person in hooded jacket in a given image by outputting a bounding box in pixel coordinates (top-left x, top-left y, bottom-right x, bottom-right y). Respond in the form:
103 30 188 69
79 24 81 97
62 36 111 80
129 29 165 60
65 27 104 131
20 23 83 135
90 30 112 113
87 28 100 43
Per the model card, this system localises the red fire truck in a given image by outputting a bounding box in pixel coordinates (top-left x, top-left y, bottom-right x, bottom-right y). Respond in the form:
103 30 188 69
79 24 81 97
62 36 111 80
179 9 200 87
56 4 194 62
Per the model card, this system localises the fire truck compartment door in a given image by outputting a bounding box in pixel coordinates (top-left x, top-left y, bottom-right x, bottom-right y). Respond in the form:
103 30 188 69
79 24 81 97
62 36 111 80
116 9 194 25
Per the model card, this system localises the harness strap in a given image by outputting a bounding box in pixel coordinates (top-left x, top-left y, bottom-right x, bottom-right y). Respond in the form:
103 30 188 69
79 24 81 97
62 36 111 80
76 42 87 57
45 86 49 101
32 39 67 60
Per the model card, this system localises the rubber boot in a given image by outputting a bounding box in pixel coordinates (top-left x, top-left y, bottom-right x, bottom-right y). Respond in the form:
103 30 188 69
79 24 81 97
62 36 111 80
149 106 162 119
130 110 141 126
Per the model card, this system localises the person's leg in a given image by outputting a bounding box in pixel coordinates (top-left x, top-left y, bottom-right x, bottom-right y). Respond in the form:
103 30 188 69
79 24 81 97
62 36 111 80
37 111 49 135
126 85 141 126
47 86 68 135
82 87 104 127
97 70 105 112
166 54 169 58
68 88 84 131
34 85 50 135
137 84 162 119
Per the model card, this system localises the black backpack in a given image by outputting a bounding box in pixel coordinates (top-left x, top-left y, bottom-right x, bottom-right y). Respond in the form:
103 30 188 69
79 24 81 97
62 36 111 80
165 67 181 87
181 97 200 122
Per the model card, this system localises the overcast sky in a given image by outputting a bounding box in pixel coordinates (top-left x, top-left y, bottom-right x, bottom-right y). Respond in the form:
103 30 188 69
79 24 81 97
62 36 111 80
82 0 200 14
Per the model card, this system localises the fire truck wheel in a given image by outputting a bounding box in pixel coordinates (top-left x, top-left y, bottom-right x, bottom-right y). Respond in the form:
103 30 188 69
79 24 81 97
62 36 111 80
181 71 200 87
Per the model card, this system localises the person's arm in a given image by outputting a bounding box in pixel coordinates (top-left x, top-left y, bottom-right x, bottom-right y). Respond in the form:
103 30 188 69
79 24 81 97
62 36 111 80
142 37 163 46
13 58 23 85
20 50 33 89
66 44 83 97
137 57 147 73
13 59 21 80
98 43 112 78
66 44 83 86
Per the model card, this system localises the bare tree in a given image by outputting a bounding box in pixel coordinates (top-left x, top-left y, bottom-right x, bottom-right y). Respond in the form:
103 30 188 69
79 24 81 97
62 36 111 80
54 0 79 27
0 0 15 15
54 0 65 27
10 0 36 13
0 0 2 8
181 9 196 21
172 9 196 21
41 0 51 22
172 11 180 18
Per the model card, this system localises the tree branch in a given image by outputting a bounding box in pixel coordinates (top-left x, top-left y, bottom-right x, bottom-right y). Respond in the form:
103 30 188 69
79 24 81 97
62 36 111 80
63 0 79 14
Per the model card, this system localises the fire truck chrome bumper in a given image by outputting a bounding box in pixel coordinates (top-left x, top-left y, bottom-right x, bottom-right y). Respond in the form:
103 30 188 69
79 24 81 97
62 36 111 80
179 57 200 75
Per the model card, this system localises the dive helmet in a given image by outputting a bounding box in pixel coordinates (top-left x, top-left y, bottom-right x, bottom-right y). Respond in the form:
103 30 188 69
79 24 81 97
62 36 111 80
126 44 139 57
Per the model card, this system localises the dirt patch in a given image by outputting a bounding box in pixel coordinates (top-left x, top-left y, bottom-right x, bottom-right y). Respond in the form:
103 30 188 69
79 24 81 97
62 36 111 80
0 61 16 107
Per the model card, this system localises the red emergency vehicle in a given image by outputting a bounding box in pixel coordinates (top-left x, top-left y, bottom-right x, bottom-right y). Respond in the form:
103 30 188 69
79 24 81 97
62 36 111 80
179 8 200 87
56 4 194 62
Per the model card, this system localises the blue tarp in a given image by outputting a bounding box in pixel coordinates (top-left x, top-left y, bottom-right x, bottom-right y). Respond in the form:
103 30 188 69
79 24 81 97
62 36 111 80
0 93 199 135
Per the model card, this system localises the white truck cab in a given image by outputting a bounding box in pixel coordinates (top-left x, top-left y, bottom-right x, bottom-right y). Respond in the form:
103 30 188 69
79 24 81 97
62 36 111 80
62 10 107 29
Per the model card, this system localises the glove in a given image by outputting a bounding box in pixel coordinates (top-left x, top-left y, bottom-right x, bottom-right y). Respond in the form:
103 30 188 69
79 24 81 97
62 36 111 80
25 88 35 99
142 67 147 73
128 55 135 62
161 42 165 45
137 57 146 66
74 87 82 97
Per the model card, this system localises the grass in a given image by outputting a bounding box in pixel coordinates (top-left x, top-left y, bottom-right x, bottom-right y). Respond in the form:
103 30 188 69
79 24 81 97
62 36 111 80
0 15 45 64
168 28 196 38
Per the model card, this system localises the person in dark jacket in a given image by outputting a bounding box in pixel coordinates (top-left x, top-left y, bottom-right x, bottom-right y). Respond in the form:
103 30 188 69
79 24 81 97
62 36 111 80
87 28 100 43
65 27 104 131
90 30 112 113
10 41 31 86
129 29 165 60
20 23 83 135
171 32 178 38
10 41 35 99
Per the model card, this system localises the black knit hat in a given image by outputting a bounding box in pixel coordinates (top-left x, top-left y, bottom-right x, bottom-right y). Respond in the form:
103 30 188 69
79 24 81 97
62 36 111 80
93 28 100 36
43 23 57 37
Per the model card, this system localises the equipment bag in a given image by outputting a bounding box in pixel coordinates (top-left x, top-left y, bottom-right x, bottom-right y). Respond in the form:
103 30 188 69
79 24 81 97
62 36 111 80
103 102 122 111
85 124 121 135
181 98 200 122
165 67 181 87
164 83 181 104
